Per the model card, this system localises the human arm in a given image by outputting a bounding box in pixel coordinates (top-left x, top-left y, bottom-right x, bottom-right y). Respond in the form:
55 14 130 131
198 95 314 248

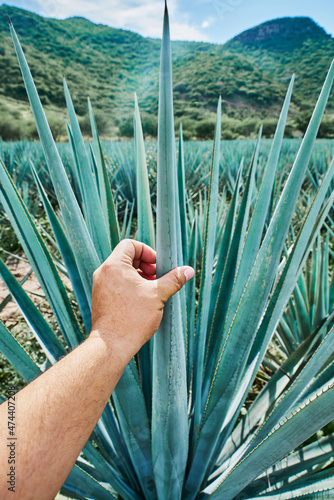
0 239 194 500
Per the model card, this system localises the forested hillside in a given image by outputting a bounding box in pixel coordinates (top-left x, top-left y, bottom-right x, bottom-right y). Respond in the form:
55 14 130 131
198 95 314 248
0 5 333 140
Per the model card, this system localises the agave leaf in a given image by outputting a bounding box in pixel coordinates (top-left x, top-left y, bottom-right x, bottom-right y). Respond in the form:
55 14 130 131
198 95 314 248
88 98 120 249
186 211 198 387
133 94 156 414
112 361 157 499
87 99 108 224
239 434 334 498
81 440 138 499
177 123 189 264
205 381 334 499
215 311 334 474
134 92 155 248
204 127 261 388
248 162 334 393
204 59 334 422
186 61 334 497
207 157 243 318
62 463 120 500
218 76 294 338
209 186 334 486
191 97 221 434
92 415 140 492
9 21 100 301
0 320 42 381
65 121 83 206
244 321 334 453
30 160 91 332
152 4 188 497
240 469 334 500
210 179 334 494
124 201 135 239
63 79 111 262
0 159 83 348
199 135 259 417
0 266 32 314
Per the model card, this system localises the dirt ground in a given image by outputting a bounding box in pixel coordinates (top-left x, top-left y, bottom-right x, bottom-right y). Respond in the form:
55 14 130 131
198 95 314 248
0 257 47 323
0 256 72 326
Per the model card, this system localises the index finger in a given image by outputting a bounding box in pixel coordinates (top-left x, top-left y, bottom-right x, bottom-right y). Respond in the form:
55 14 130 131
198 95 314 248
113 239 156 267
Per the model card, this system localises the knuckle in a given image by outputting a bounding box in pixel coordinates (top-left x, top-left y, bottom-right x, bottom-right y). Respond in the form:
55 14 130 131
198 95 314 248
170 273 183 292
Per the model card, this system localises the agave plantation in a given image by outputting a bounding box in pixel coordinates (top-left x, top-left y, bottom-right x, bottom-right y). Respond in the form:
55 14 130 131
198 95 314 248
1 2 334 499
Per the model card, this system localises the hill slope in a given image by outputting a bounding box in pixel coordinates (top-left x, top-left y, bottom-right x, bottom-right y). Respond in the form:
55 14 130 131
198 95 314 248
0 5 333 140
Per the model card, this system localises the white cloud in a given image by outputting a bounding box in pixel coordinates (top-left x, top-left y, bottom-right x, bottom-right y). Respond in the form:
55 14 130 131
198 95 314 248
201 16 215 29
170 22 209 41
30 0 208 41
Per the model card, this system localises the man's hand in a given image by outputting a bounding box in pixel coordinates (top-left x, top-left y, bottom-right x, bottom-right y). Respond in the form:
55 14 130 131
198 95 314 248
0 239 194 500
90 239 194 365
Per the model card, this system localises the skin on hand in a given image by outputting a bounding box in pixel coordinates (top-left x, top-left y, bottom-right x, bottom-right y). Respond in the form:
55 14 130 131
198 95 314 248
90 239 195 365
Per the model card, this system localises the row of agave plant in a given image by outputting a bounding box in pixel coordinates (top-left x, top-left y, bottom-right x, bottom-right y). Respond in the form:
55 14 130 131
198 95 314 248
1 3 334 499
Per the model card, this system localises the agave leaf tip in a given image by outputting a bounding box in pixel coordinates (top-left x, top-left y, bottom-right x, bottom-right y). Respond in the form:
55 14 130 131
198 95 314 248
7 14 12 25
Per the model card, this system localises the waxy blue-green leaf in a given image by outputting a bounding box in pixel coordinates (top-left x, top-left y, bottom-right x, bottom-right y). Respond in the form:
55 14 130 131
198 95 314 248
206 382 334 499
0 266 32 314
240 469 334 500
205 158 243 369
204 58 334 422
112 362 157 499
9 22 100 302
214 316 332 475
65 121 83 207
210 169 334 489
185 62 334 498
191 97 221 435
210 185 334 486
81 440 139 500
218 76 294 344
186 211 198 387
133 93 156 418
152 3 188 497
238 434 334 498
87 99 108 223
204 127 261 387
0 158 83 348
177 123 188 265
62 464 119 500
134 93 155 248
0 320 41 381
88 98 120 250
244 322 334 453
63 79 111 262
30 160 92 332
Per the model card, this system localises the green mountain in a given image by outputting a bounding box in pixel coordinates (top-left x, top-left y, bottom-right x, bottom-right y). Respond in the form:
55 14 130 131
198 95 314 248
0 5 333 140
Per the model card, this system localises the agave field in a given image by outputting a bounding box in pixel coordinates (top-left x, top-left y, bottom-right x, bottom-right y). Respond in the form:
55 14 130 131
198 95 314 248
2 2 334 499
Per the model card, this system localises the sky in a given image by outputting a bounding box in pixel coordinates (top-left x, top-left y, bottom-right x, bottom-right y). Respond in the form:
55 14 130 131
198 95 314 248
1 0 334 44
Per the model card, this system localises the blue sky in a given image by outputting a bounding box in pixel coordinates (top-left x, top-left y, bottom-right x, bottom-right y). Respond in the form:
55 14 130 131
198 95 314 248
2 0 334 44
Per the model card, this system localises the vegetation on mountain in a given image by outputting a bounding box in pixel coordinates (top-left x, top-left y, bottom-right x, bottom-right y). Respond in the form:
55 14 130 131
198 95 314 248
0 5 333 140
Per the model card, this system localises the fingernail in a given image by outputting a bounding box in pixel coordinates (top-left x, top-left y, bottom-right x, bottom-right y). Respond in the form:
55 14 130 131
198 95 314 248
184 268 195 282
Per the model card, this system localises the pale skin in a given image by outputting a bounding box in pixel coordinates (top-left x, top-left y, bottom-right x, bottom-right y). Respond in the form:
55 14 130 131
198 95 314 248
0 239 194 500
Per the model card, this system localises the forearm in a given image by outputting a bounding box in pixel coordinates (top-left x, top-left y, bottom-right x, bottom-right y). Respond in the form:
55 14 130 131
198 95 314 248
0 334 126 500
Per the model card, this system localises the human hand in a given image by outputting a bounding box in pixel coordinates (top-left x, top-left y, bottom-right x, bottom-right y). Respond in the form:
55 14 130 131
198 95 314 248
90 239 194 366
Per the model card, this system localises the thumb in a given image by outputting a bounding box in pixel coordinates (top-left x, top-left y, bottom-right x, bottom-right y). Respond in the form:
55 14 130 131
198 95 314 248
156 266 194 303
